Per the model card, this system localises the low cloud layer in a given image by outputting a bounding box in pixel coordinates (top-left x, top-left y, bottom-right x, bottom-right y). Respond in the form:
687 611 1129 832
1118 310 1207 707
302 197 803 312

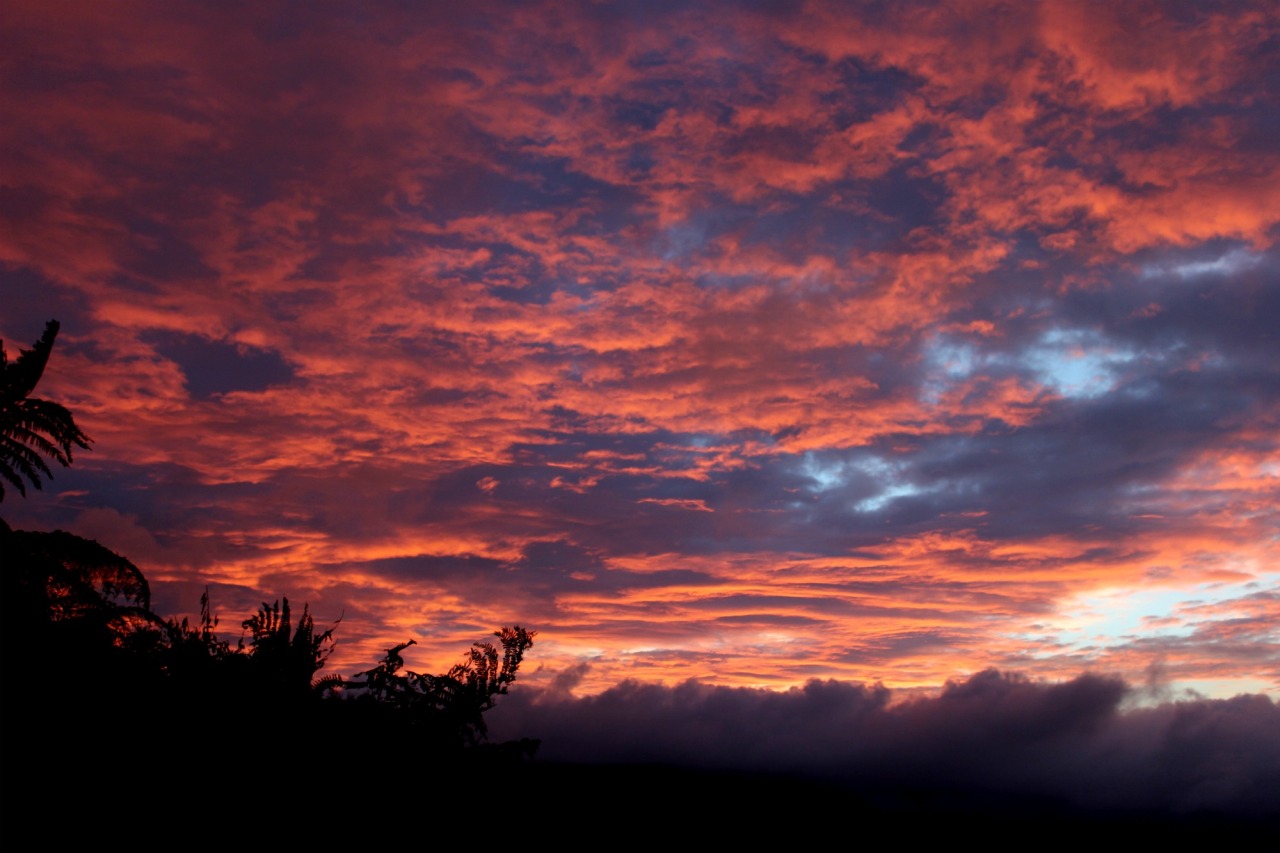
489 669 1280 817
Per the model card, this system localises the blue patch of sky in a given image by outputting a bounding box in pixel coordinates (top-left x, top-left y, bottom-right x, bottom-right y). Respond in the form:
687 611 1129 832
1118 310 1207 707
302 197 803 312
921 325 1143 402
919 338 979 404
1012 572 1280 675
1139 245 1265 281
1024 328 1137 398
800 450 926 513
850 455 925 512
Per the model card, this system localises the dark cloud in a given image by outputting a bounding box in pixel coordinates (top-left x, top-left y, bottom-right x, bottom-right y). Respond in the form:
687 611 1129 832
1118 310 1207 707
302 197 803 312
141 331 295 398
489 669 1280 817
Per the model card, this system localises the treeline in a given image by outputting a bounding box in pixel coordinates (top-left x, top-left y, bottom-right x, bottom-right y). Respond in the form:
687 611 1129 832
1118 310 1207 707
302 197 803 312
1 322 536 791
1 519 535 762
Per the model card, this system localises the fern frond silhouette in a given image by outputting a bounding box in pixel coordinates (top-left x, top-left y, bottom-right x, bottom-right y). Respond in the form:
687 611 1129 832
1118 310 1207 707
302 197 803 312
0 320 91 500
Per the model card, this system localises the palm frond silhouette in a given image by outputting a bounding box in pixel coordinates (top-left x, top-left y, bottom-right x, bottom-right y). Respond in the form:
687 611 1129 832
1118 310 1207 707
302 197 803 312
1 320 91 500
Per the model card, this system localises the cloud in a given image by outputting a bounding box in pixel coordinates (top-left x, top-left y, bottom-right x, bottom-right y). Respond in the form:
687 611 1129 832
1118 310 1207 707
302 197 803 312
3 0 1277 696
489 669 1280 816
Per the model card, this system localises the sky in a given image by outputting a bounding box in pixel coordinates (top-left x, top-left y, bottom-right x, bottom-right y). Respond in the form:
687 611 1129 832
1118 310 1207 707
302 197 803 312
2 0 1278 734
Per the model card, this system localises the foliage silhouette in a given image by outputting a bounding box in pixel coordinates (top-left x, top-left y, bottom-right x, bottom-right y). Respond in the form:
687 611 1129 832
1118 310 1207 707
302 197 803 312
237 597 338 698
5 536 536 762
0 517 157 675
0 322 137 671
346 626 536 749
1 521 150 616
0 320 91 500
2 318 537 781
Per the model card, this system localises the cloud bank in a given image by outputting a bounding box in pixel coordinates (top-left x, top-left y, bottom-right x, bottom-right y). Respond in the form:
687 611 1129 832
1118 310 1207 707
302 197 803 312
489 669 1280 818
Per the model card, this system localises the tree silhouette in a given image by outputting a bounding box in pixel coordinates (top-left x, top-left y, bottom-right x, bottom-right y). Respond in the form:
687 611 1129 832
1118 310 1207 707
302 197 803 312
0 518 155 668
2 522 150 616
347 626 536 749
2 319 539 788
236 597 338 699
0 320 91 500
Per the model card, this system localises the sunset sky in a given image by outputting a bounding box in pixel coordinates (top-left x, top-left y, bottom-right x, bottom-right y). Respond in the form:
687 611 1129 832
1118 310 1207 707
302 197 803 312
2 0 1277 708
